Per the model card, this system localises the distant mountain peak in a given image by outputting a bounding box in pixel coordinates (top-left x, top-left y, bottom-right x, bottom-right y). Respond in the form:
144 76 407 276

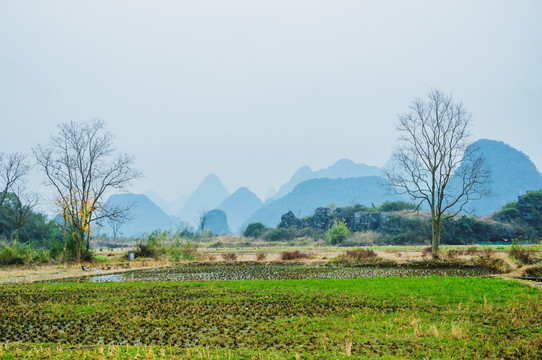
216 187 263 234
176 174 230 225
268 159 381 202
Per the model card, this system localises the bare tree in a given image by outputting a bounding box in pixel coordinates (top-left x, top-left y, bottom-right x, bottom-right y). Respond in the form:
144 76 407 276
106 209 131 241
197 209 208 233
34 119 141 261
0 152 31 209
384 90 491 256
5 183 40 242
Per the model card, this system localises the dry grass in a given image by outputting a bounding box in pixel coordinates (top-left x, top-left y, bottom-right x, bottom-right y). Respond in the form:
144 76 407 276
221 253 237 261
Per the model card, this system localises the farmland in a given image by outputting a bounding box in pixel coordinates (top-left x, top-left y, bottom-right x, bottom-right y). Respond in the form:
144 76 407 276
1 275 541 359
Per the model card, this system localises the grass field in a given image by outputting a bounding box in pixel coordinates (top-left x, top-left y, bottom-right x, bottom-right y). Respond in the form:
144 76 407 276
1 276 541 359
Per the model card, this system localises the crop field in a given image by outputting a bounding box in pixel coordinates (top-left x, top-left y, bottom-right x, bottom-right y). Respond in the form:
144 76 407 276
75 263 497 283
1 276 541 359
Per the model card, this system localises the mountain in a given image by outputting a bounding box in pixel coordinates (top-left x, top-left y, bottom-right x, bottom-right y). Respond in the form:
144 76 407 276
216 187 263 233
97 193 184 237
144 191 188 215
203 209 229 235
268 159 381 202
177 174 229 225
463 139 542 216
245 176 403 227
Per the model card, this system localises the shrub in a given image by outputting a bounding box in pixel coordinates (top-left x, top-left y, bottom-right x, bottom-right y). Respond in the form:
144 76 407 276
0 246 24 265
280 251 313 261
222 253 237 261
327 221 350 245
446 249 465 259
256 252 267 261
421 246 433 258
345 249 377 260
244 223 266 238
263 228 295 242
379 201 417 212
170 240 198 262
480 248 495 259
135 231 166 258
509 239 536 264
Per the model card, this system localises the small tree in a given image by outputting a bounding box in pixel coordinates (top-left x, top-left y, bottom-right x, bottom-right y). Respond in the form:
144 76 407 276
327 221 350 245
0 152 31 209
384 90 491 256
243 222 266 238
34 119 140 261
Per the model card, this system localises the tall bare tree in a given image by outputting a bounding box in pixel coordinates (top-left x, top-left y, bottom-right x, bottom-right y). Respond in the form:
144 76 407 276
384 90 491 256
5 183 40 242
0 152 31 209
34 119 141 261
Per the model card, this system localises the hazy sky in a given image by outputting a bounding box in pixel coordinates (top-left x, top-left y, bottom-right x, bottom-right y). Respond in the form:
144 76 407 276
1 1 541 202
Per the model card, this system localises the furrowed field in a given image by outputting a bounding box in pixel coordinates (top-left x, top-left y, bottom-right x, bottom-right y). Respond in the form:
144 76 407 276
1 276 541 359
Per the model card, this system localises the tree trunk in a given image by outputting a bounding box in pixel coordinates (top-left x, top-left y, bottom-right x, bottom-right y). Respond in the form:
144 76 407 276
431 218 441 257
76 229 85 263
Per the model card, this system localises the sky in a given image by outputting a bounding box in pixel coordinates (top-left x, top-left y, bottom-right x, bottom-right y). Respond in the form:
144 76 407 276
1 0 541 204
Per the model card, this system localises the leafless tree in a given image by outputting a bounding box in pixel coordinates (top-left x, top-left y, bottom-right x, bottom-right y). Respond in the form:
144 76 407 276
106 208 131 241
0 152 31 209
197 209 208 233
34 119 141 261
5 183 40 242
384 90 491 256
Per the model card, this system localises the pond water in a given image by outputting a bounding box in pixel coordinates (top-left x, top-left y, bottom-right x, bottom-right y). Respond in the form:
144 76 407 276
52 264 496 283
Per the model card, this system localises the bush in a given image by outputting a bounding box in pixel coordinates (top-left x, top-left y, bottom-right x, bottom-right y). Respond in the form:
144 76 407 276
256 252 267 261
222 253 237 261
170 240 198 262
0 246 24 265
0 242 53 265
280 251 313 261
421 246 433 258
379 201 417 212
480 248 495 259
135 231 166 258
509 239 536 264
327 221 350 245
244 223 266 238
345 249 377 260
446 249 465 259
466 246 478 255
263 228 295 242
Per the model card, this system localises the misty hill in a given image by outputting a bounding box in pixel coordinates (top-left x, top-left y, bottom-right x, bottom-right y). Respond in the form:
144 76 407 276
246 176 402 227
203 209 229 235
177 174 229 225
144 191 188 215
267 159 382 202
98 193 184 237
464 139 542 216
216 187 263 234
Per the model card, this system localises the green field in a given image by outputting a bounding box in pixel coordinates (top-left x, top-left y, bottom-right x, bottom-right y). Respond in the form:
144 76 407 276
1 276 541 359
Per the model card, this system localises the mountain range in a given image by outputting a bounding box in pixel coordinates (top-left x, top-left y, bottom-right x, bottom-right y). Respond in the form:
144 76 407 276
96 193 184 237
267 158 382 203
101 138 541 237
245 176 403 227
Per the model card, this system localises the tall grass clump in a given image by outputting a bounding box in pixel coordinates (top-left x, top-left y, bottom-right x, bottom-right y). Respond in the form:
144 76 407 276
509 239 536 264
281 250 314 261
